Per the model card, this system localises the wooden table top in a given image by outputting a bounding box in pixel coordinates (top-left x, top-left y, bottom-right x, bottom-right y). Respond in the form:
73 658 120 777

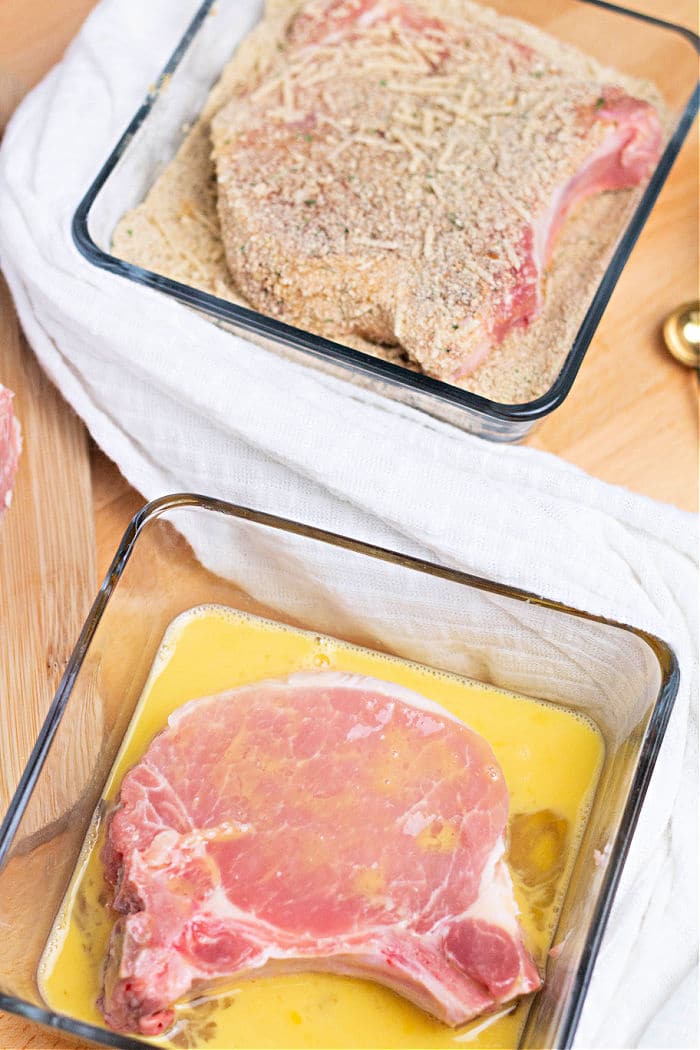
0 1 697 1047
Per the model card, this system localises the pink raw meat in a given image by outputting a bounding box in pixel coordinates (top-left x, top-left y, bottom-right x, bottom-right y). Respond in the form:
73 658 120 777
0 384 20 521
101 672 540 1035
212 0 664 383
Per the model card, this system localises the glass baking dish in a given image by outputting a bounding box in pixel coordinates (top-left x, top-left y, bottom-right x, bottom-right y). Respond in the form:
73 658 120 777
0 494 679 1049
71 0 699 442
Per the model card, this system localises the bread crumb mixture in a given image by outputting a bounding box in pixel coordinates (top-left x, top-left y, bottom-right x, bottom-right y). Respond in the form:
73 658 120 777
113 0 665 404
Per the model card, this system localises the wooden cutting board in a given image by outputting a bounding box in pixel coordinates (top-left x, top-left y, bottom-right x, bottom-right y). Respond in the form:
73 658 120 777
0 272 96 816
0 270 96 1050
0 63 96 832
0 62 97 1050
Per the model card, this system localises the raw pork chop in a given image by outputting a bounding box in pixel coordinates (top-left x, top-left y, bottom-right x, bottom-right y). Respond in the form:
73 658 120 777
212 0 663 382
0 384 20 522
101 671 540 1035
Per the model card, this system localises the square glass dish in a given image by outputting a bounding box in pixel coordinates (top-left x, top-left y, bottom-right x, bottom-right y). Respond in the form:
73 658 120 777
0 494 679 1049
71 0 699 442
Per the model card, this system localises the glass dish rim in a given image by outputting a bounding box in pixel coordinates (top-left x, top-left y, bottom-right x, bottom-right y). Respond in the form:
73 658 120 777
0 492 680 1049
70 0 700 426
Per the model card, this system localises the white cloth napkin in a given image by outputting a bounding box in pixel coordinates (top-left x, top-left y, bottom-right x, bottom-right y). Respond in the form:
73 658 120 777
0 1 696 1046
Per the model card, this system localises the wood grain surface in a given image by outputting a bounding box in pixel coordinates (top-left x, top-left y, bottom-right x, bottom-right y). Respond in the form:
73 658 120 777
0 1 697 1048
0 273 96 1048
0 275 96 817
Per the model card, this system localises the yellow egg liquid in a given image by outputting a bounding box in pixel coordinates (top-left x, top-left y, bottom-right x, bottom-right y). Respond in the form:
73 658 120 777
39 605 604 1049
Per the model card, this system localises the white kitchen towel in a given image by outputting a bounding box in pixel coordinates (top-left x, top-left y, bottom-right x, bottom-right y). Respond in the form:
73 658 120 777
0 1 696 1046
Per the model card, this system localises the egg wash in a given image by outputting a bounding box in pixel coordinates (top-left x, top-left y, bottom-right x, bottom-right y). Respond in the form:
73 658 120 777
39 604 604 1049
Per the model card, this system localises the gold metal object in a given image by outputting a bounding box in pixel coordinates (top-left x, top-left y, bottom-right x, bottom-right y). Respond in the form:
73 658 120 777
663 301 700 369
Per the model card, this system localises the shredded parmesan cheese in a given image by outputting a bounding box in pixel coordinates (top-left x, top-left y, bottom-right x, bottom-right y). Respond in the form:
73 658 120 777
355 236 401 250
496 186 532 224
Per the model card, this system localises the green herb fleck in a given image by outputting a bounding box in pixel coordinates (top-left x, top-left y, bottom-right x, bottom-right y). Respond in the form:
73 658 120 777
240 244 247 253
595 96 605 110
379 78 387 87
303 133 314 142
451 323 459 330
126 228 133 237
304 198 317 206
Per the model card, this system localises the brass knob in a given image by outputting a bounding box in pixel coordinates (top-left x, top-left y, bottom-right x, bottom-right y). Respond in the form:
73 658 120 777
663 301 700 369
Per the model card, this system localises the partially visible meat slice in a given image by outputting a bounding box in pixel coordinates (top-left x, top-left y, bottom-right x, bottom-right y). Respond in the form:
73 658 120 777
100 672 540 1035
0 384 20 521
212 0 663 382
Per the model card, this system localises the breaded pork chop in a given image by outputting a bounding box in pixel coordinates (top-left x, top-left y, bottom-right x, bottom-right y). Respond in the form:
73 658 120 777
211 0 662 383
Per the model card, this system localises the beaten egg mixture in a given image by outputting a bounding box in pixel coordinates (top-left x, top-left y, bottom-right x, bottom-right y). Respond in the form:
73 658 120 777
39 605 604 1048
